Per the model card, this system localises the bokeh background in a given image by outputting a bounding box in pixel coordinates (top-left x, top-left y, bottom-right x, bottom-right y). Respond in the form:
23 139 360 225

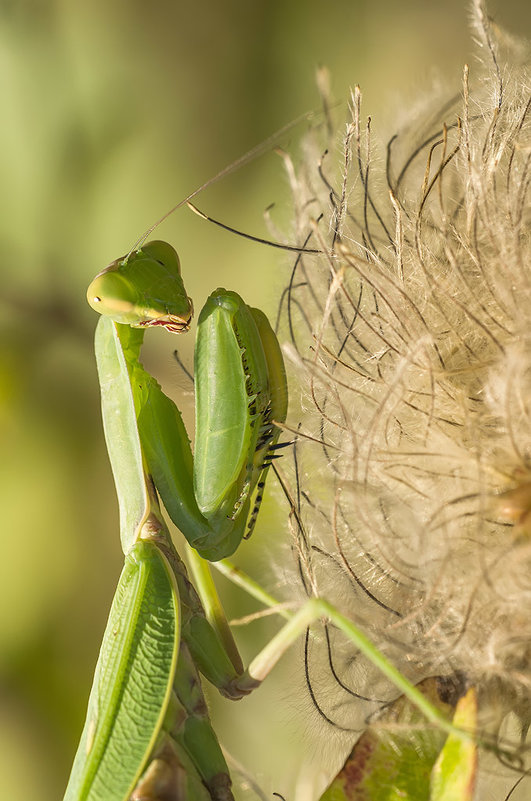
1 1 529 799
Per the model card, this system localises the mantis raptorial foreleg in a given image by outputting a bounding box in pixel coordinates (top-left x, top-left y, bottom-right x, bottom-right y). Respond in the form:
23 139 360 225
87 241 288 561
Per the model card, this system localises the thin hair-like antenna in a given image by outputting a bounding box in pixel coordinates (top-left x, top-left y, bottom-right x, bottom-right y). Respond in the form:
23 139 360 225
128 110 319 256
186 201 322 255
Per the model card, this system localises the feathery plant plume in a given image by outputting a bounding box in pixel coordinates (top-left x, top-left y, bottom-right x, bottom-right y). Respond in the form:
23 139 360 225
274 1 530 795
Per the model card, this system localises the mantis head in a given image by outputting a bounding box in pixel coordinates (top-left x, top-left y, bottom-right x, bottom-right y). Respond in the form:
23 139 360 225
87 240 193 333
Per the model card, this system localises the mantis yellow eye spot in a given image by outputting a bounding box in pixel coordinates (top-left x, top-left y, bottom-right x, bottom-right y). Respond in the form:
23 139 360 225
92 296 102 303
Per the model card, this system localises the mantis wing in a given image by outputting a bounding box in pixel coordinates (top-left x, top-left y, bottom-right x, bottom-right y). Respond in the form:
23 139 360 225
63 542 180 801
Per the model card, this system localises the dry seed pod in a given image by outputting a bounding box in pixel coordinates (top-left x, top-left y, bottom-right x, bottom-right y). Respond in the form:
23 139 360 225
275 2 531 796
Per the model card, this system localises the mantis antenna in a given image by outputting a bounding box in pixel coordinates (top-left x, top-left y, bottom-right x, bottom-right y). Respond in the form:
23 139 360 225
186 201 322 255
129 109 320 255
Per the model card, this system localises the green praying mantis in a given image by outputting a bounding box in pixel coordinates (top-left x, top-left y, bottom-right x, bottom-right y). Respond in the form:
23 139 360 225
64 220 478 800
64 239 289 801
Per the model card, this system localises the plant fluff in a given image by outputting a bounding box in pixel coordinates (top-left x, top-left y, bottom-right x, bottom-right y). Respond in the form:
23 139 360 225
275 2 531 795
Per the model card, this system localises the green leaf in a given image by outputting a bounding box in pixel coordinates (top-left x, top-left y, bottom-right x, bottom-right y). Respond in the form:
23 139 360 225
430 689 477 801
320 676 467 801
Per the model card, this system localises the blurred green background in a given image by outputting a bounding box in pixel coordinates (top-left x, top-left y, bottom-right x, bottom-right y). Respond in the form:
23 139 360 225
1 1 529 799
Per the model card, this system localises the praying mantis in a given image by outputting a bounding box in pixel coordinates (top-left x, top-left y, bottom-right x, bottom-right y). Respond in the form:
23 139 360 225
63 239 289 801
64 208 477 801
